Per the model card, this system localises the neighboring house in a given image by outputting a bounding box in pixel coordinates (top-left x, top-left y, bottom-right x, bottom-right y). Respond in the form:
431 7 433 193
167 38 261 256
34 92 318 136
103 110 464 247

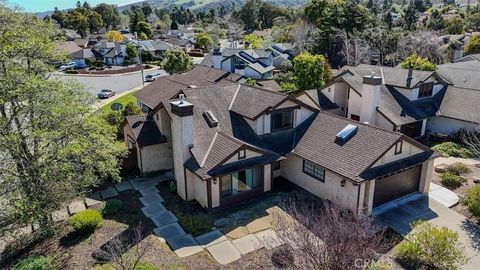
124 78 436 216
92 41 126 66
297 63 480 137
455 53 480 63
71 49 95 68
150 40 177 56
57 41 83 55
64 29 81 41
211 48 275 79
264 43 297 70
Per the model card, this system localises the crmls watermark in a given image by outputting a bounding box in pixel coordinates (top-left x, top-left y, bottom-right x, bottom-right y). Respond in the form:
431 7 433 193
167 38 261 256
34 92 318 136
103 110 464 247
354 258 393 269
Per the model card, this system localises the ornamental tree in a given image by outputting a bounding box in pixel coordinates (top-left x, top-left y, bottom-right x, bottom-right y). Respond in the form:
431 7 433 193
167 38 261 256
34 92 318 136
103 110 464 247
162 49 193 74
400 53 437 71
105 30 123 42
465 35 480 55
293 51 332 90
195 32 213 49
244 33 263 49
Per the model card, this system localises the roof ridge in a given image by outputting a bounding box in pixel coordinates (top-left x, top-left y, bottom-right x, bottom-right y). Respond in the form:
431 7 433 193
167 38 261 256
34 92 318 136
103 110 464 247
179 82 239 92
240 84 287 97
200 132 219 167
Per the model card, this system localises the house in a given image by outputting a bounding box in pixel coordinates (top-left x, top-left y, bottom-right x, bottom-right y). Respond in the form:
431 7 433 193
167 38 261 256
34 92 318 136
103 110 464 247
123 73 437 216
92 41 126 66
134 66 242 112
210 48 276 79
297 64 480 137
71 49 95 68
264 43 297 70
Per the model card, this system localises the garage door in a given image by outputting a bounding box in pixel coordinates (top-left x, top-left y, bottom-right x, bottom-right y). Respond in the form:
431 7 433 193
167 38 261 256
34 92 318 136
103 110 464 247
373 165 422 207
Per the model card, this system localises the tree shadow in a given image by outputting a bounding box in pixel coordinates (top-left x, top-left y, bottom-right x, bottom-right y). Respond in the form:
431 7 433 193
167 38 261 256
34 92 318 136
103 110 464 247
59 230 92 248
461 219 480 251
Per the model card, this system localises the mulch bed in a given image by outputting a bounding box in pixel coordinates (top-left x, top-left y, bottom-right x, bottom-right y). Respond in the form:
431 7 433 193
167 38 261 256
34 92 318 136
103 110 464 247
76 65 153 75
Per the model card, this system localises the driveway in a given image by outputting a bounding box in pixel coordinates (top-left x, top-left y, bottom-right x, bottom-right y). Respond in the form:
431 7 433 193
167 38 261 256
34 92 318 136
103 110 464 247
374 193 480 269
49 68 167 97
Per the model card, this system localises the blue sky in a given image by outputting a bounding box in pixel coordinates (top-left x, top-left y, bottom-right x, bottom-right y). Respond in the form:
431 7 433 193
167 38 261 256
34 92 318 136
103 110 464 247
8 0 141 12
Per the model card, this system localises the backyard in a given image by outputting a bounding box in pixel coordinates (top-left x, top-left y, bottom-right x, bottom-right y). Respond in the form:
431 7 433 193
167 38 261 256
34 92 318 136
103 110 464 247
98 90 139 115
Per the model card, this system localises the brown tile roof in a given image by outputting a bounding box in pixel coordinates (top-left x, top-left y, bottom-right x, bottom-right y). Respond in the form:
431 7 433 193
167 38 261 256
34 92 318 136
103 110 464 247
135 66 241 109
125 115 166 147
229 85 287 120
293 112 431 182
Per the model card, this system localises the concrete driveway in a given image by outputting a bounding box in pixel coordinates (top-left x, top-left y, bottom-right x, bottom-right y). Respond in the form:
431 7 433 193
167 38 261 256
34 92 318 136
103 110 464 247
374 193 480 269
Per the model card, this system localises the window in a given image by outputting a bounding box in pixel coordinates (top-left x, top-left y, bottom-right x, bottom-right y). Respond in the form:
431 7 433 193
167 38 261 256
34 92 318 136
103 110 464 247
271 109 294 132
127 137 136 149
395 140 403 155
273 161 281 170
418 82 433 98
303 160 325 182
220 167 263 199
350 114 360 121
238 149 246 159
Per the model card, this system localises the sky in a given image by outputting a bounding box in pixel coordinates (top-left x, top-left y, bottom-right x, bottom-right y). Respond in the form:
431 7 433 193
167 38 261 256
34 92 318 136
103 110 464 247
8 0 141 12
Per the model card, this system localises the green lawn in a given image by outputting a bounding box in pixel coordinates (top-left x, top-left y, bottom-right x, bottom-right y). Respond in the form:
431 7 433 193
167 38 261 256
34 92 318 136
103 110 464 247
98 90 138 114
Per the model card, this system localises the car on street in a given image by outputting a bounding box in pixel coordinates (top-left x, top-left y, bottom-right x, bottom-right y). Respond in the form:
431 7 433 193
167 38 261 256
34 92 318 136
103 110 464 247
59 62 77 71
145 73 162 82
97 89 116 99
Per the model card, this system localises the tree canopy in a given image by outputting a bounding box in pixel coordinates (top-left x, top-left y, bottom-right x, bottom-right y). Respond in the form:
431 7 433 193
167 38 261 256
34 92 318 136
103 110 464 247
162 49 193 74
0 5 123 233
105 30 123 42
400 53 437 71
195 32 213 49
293 52 332 91
465 35 480 55
244 33 263 49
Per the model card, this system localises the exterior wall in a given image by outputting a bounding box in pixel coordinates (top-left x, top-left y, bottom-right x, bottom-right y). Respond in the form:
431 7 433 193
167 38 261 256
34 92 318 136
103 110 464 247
272 164 281 178
244 66 262 79
372 140 423 167
264 164 272 192
223 149 263 164
281 154 360 211
74 58 86 68
360 83 380 125
347 88 362 120
186 170 208 208
211 179 220 208
426 116 478 135
376 112 395 131
321 82 349 115
170 112 193 200
139 143 172 173
419 159 434 193
253 114 271 135
221 58 233 72
253 101 314 135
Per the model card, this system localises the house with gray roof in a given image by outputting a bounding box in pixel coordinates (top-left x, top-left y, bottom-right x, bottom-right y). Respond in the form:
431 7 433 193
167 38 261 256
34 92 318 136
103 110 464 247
211 48 275 79
123 73 436 216
297 63 480 138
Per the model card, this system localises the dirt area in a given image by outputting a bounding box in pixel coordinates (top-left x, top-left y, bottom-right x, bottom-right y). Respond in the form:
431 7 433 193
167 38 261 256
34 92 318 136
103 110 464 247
432 162 480 223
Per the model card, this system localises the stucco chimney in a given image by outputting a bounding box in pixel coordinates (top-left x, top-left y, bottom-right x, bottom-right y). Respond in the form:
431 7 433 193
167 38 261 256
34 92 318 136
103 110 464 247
170 98 194 200
213 48 222 70
406 65 413 88
360 73 382 125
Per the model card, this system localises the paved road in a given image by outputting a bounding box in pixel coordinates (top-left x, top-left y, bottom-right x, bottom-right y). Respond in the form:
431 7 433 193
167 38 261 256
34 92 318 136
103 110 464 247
49 68 167 97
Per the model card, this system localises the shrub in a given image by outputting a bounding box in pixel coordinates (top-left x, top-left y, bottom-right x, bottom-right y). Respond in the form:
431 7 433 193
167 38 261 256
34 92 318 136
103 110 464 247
100 198 124 216
395 221 465 269
65 70 79 74
69 209 103 233
465 185 480 217
431 142 473 158
12 256 50 270
446 162 472 175
440 172 465 189
135 262 161 270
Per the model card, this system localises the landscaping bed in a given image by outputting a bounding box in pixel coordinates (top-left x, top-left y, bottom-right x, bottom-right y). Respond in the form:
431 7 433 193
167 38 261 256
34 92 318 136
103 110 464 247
76 65 154 75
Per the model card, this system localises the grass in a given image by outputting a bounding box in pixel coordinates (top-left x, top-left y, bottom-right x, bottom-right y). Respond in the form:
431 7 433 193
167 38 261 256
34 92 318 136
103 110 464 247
98 90 138 115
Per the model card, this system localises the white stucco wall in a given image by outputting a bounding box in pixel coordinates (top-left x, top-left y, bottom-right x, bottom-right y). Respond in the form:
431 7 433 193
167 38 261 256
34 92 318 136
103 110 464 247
170 112 193 200
372 140 423 167
426 116 478 135
223 149 263 165
347 88 362 120
186 170 208 208
281 154 359 211
376 112 395 132
264 164 272 192
244 66 262 79
139 143 173 173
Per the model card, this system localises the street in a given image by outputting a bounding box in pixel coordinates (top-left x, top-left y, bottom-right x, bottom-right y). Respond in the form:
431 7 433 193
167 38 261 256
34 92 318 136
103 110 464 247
49 68 167 97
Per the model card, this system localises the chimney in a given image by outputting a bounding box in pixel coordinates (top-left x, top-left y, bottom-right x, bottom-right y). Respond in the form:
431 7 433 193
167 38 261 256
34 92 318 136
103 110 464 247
406 65 413 88
360 73 382 125
213 48 222 70
170 98 194 200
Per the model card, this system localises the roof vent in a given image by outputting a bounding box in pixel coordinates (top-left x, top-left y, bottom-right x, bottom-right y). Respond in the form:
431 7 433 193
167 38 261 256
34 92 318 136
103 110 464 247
203 110 218 128
336 124 358 142
187 85 198 89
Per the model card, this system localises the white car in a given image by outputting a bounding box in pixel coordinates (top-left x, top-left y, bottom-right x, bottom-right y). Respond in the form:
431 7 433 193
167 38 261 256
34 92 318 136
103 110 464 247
59 62 77 71
145 73 162 82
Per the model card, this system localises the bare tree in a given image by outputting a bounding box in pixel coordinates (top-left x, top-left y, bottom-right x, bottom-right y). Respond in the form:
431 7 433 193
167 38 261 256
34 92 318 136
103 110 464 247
271 200 391 270
227 17 244 49
292 20 319 53
94 224 153 270
336 29 370 67
461 128 480 159
396 31 447 64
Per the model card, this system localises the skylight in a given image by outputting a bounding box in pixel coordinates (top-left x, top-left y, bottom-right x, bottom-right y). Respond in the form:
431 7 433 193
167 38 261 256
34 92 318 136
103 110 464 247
336 124 358 141
203 111 218 128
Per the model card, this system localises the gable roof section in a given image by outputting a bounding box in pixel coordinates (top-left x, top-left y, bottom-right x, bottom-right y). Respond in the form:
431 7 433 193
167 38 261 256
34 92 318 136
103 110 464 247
125 115 166 147
437 61 480 91
303 89 340 111
229 85 288 119
438 86 480 123
293 112 421 182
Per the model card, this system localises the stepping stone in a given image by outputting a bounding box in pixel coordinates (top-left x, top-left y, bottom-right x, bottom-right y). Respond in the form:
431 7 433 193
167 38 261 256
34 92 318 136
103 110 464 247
207 240 241 265
130 179 155 190
231 234 264 255
115 181 133 192
168 234 203 258
139 186 159 196
255 229 284 250
52 209 69 222
68 200 86 214
150 211 178 227
195 229 228 248
232 210 253 223
90 192 102 201
153 222 186 241
141 203 167 217
225 226 248 239
246 219 272 234
140 193 164 206
100 187 118 199
85 197 102 208
214 217 237 228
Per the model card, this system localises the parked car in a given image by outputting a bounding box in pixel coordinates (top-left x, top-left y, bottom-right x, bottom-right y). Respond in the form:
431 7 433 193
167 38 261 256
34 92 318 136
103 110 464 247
59 62 77 71
145 73 162 82
97 89 115 99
